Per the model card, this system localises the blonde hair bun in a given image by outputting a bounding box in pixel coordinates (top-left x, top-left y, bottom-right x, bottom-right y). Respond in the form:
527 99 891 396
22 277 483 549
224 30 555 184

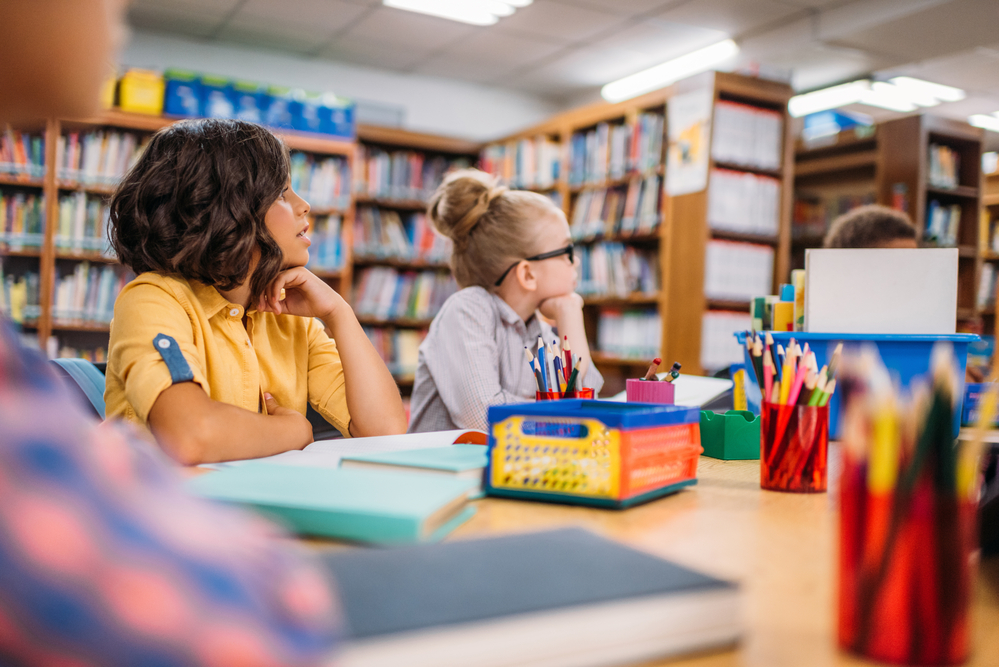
427 169 507 244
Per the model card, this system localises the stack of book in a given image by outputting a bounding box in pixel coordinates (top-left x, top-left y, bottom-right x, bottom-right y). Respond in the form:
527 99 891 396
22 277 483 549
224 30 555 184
56 130 147 186
0 263 40 324
596 308 661 360
354 146 470 201
289 152 351 211
568 112 664 186
353 267 457 322
479 135 561 190
306 214 343 272
924 200 962 246
978 262 996 310
703 240 774 302
577 243 658 298
363 326 426 379
701 310 753 373
0 191 45 250
353 207 451 264
570 175 661 240
51 262 130 325
0 129 46 180
928 143 960 189
55 192 113 256
707 169 780 236
711 101 783 171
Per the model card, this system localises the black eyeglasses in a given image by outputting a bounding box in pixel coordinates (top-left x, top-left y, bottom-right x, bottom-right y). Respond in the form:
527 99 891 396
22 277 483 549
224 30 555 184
493 244 574 287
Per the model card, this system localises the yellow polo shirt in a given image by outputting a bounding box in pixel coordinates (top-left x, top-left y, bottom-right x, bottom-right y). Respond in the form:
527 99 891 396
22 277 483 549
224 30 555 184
105 273 351 436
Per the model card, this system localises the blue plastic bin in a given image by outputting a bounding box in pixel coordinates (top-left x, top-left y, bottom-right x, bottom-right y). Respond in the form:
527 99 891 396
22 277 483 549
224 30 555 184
735 332 978 438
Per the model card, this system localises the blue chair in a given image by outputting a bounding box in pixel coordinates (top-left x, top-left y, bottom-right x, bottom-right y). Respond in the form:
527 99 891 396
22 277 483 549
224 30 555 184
51 358 106 420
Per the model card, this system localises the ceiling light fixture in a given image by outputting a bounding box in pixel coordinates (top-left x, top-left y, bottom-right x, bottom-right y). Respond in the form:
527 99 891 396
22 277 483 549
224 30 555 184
788 80 870 117
382 0 531 26
890 77 965 103
970 114 999 133
600 39 739 103
789 76 967 117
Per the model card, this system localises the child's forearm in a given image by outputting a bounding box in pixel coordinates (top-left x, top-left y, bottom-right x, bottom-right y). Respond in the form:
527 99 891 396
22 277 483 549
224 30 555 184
321 308 407 437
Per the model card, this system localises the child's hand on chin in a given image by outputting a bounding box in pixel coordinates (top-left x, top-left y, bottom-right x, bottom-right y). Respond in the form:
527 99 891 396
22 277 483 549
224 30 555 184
539 293 583 320
257 267 345 321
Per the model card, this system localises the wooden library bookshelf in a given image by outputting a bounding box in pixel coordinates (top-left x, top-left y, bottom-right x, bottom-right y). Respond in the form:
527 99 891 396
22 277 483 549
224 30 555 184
981 160 999 334
794 114 986 333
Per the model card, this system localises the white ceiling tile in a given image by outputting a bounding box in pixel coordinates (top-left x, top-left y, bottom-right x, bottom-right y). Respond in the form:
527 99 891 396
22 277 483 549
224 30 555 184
512 44 653 88
590 20 729 70
318 34 433 70
654 0 802 35
551 0 676 17
215 20 330 54
344 6 478 51
413 55 515 83
494 1 626 44
441 31 566 69
127 5 229 39
129 0 242 14
229 0 371 34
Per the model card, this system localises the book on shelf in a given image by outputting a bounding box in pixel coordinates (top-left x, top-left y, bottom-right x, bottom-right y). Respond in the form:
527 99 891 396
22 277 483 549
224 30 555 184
289 151 351 210
57 129 147 186
354 206 451 264
979 262 997 310
928 143 960 189
792 191 874 240
353 266 458 322
596 308 661 360
0 262 40 324
354 145 470 201
0 128 45 179
710 100 783 171
569 112 664 186
578 243 659 298
306 214 344 272
56 192 113 256
53 343 108 364
570 175 661 240
0 191 45 250
701 310 753 373
707 168 780 237
925 199 962 246
51 262 131 325
703 240 774 302
480 135 561 190
363 325 426 378
985 214 999 254
321 528 740 667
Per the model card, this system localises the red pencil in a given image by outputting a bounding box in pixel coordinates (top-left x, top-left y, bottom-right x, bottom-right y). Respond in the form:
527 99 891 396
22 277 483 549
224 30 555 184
562 335 572 382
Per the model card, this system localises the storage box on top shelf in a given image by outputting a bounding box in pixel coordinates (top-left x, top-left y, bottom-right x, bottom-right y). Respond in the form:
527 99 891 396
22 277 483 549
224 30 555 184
263 86 296 130
319 96 355 139
232 81 265 123
163 69 202 118
118 69 164 116
201 75 236 119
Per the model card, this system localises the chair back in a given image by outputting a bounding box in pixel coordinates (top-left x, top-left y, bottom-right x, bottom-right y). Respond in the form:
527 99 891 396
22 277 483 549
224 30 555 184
51 358 106 420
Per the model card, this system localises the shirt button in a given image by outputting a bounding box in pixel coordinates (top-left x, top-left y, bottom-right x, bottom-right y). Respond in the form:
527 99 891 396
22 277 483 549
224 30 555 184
229 307 240 317
158 338 170 349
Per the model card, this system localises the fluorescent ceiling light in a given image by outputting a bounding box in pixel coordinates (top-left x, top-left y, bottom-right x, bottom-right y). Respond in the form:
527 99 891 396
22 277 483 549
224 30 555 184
788 80 870 117
970 114 999 133
890 76 965 103
789 76 966 117
383 0 530 25
860 82 919 112
601 39 739 103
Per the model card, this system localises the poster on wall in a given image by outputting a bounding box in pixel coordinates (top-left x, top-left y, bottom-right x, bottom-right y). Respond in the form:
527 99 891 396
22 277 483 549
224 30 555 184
666 88 713 196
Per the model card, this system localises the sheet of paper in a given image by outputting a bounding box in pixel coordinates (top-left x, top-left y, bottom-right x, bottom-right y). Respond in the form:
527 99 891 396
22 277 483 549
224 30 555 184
606 374 732 406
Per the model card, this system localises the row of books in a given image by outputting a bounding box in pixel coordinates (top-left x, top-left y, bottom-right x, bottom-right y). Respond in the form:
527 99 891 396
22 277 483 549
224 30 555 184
0 265 41 324
1 191 45 249
353 207 451 264
306 214 344 272
984 214 999 254
710 101 783 171
978 262 997 310
289 152 351 210
569 175 662 240
924 200 963 246
577 243 659 299
701 310 752 372
479 136 561 190
56 130 146 186
353 146 471 201
53 343 108 364
792 192 875 238
51 262 131 324
703 240 774 302
707 169 780 237
928 143 961 189
1 128 46 179
595 308 661 360
568 112 664 186
363 326 426 379
56 192 113 255
353 267 458 322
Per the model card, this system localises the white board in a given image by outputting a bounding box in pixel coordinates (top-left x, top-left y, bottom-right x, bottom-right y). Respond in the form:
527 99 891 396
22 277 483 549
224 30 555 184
804 248 957 334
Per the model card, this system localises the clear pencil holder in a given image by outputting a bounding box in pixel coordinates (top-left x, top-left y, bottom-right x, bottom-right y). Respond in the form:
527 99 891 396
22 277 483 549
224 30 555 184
759 401 829 493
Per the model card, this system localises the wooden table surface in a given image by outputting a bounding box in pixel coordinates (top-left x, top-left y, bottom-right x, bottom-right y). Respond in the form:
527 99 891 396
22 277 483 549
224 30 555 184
437 448 999 667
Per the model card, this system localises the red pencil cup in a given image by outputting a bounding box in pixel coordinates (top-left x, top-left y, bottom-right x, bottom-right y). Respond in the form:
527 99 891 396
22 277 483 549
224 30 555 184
759 401 828 492
838 450 977 665
625 379 675 404
536 388 594 401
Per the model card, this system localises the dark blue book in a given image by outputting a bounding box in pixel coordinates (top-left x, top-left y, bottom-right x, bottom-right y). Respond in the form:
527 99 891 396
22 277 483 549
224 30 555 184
322 528 740 667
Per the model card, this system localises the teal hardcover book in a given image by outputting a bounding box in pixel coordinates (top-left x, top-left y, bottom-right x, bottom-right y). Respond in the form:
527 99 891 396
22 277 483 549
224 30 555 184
340 445 488 498
187 464 477 544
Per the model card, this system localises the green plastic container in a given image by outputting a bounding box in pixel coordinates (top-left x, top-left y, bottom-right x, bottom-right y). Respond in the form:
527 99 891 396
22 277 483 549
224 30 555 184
700 410 760 460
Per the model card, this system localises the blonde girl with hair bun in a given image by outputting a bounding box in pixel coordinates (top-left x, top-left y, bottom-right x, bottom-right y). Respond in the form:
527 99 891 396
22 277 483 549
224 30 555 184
408 169 603 432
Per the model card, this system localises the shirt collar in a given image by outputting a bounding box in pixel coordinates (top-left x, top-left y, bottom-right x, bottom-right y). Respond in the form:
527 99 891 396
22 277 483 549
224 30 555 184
189 280 236 319
490 291 526 327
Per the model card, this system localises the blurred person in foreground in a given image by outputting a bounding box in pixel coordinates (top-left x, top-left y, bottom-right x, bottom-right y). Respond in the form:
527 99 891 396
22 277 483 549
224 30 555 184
0 2 341 664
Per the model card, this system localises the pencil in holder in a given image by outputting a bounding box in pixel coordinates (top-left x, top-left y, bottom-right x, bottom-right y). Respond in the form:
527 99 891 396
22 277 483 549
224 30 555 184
759 401 828 492
536 388 594 401
626 379 675 404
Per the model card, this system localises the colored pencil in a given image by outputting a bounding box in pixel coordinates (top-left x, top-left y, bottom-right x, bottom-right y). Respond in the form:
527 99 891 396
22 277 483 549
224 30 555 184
643 357 662 381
